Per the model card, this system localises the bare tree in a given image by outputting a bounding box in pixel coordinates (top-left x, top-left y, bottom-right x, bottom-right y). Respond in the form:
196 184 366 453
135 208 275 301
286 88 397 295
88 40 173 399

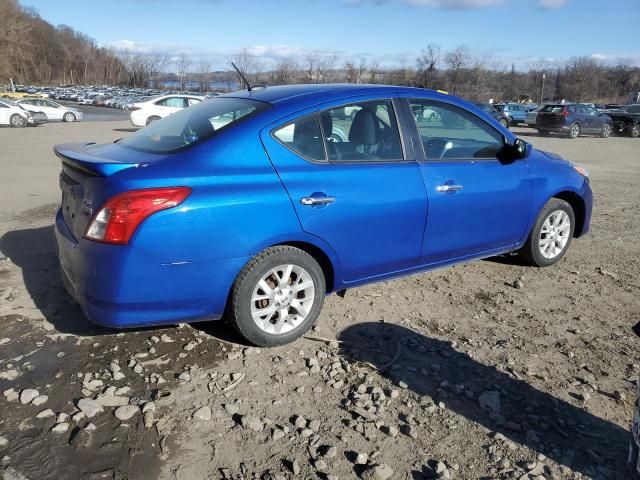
444 45 470 94
175 53 192 91
271 56 298 85
416 44 441 88
345 58 367 84
197 59 211 92
228 48 262 89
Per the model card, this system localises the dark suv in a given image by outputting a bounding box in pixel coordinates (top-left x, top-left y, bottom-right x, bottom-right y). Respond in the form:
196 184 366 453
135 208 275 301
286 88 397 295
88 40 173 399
473 102 510 128
536 103 612 139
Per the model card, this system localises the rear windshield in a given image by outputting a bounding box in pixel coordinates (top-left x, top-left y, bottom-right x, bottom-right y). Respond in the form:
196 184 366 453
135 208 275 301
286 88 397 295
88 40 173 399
119 97 270 154
540 105 565 113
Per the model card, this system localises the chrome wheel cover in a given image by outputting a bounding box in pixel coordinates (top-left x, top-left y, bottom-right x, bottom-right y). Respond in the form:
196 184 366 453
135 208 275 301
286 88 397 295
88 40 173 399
570 124 579 137
539 210 571 259
250 264 315 335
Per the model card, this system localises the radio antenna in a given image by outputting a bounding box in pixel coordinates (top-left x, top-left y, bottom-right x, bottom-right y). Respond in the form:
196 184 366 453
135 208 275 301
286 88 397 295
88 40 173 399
231 62 252 91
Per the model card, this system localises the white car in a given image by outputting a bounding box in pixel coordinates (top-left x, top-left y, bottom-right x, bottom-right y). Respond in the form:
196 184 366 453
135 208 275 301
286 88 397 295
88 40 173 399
17 98 83 122
0 99 40 127
130 94 205 127
525 108 540 127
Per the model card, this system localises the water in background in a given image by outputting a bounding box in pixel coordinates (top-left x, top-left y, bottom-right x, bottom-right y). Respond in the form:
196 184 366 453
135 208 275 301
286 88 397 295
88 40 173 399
158 80 240 91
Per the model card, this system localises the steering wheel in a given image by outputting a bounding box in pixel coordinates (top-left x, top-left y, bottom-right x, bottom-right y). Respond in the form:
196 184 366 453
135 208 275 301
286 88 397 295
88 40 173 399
425 138 452 159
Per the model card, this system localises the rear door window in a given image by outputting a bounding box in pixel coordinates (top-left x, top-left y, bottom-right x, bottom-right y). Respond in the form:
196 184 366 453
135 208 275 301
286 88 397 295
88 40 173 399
273 114 326 162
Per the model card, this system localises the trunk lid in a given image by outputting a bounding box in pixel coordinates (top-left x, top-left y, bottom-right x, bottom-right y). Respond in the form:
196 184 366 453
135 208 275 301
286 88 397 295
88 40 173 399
55 142 140 241
537 105 566 128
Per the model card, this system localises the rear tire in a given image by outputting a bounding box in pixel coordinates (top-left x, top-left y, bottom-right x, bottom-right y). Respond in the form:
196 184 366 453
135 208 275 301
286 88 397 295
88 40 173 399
146 116 161 126
567 123 580 139
10 114 27 128
227 246 325 347
519 198 575 267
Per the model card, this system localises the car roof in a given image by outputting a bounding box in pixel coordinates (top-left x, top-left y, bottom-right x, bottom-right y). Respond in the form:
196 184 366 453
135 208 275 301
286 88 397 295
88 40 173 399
223 83 441 106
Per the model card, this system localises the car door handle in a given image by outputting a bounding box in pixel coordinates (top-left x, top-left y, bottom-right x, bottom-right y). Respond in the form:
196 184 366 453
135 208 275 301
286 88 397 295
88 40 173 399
300 196 335 206
435 184 463 192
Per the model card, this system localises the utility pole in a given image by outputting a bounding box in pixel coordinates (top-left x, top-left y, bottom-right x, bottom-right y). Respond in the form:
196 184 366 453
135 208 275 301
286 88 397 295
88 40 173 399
540 73 546 104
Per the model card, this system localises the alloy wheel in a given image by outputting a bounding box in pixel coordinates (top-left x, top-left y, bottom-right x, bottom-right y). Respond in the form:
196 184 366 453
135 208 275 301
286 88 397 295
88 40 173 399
538 210 571 259
250 264 315 335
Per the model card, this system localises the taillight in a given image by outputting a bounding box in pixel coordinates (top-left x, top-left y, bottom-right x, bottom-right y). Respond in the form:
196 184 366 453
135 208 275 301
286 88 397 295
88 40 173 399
85 187 191 244
562 107 569 118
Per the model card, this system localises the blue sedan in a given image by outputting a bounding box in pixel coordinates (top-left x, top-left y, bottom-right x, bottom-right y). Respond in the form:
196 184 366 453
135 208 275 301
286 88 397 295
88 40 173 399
54 84 592 346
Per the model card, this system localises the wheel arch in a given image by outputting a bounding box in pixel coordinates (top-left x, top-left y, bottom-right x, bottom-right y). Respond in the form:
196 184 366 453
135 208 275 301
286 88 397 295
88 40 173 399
553 190 586 237
274 240 336 293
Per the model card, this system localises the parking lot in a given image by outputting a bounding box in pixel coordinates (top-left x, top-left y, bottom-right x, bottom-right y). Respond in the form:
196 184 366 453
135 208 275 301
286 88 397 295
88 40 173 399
0 120 638 479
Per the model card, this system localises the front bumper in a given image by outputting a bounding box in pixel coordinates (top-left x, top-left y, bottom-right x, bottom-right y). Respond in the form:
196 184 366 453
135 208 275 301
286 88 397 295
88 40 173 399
55 209 243 329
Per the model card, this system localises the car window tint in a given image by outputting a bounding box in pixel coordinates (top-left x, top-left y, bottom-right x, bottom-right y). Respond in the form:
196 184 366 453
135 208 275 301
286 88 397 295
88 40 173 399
119 97 268 154
409 99 503 160
322 100 402 162
273 114 325 162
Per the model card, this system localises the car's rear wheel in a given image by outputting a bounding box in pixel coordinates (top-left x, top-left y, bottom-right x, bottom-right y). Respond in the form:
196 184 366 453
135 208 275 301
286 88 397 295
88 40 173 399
600 123 611 138
10 114 26 128
630 124 640 138
63 112 76 122
146 116 161 125
519 198 575 267
228 246 325 347
567 123 580 139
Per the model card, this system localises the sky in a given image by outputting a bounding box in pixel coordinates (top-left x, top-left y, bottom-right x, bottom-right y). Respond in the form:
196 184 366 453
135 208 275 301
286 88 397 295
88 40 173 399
21 0 640 70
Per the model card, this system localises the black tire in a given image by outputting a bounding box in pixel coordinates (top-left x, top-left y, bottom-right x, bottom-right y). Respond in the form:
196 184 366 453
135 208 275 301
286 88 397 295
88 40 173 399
63 112 76 122
537 130 549 136
567 122 580 139
227 246 325 347
599 123 611 138
10 114 27 128
519 198 575 267
499 118 509 129
146 116 161 126
630 124 640 138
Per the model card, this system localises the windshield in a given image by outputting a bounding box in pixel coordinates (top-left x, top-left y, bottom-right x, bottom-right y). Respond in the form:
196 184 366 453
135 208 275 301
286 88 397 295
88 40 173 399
119 97 270 154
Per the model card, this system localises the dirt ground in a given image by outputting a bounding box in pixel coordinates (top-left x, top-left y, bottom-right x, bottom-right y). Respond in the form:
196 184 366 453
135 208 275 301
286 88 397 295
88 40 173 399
0 120 638 480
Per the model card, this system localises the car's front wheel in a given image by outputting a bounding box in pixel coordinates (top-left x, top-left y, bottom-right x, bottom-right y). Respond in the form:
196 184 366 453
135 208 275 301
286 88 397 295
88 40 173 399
630 124 640 138
519 198 575 267
63 112 76 122
10 114 27 128
228 246 325 347
499 118 509 129
600 123 611 138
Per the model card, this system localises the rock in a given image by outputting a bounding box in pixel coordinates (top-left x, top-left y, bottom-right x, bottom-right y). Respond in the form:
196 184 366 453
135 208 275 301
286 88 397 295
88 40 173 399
51 423 69 434
241 415 263 432
0 436 7 448
398 380 409 389
160 334 173 343
314 459 328 471
293 415 307 429
31 395 48 406
177 372 191 382
144 411 154 429
0 338 9 345
323 446 337 458
384 425 399 437
290 460 300 475
478 390 501 415
192 406 212 421
223 403 239 415
3 389 19 402
133 364 143 374
355 452 368 465
272 429 286 441
36 409 54 419
0 370 20 381
95 395 129 407
141 402 155 413
77 398 104 418
19 389 39 405
71 411 86 423
361 463 393 480
112 372 125 381
56 413 69 423
70 428 92 449
114 405 139 421
1 466 31 480
308 419 321 432
435 461 450 479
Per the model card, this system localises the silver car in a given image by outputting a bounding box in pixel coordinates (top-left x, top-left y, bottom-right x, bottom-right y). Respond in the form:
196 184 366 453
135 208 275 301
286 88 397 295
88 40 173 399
17 98 83 122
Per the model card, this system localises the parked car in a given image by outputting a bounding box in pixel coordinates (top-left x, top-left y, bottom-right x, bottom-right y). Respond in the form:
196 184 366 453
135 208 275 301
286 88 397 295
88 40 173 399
54 84 592 346
473 102 509 128
129 94 204 127
493 103 528 126
0 99 44 127
536 103 612 139
525 107 541 127
17 98 83 122
606 104 640 137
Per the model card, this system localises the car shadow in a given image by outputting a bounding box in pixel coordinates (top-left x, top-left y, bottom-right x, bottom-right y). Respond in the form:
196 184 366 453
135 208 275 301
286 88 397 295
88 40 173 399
112 128 138 133
338 322 628 479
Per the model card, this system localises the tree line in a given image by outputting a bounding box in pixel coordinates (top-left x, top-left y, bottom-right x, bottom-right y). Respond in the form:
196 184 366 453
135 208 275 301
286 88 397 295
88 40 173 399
2 0 638 103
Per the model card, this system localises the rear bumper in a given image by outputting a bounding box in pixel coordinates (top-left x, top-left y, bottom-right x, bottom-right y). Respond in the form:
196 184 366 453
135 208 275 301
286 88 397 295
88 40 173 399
55 209 244 329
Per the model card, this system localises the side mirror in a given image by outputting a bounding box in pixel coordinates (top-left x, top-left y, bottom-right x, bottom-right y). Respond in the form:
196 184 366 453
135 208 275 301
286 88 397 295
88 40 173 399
500 137 529 161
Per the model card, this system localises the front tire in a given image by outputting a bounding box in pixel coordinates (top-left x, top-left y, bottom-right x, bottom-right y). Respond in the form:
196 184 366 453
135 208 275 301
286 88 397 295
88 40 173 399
10 114 27 128
63 112 76 122
519 198 575 267
499 118 509 129
630 124 640 138
228 246 325 347
600 123 611 138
